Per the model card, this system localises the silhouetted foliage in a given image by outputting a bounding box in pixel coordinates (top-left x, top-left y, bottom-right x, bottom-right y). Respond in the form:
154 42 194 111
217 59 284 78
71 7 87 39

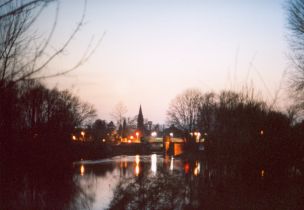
0 81 97 208
167 88 304 180
109 169 187 210
91 119 107 141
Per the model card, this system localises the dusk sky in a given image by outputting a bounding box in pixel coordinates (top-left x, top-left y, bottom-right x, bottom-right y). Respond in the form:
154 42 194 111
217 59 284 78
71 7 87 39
39 0 289 124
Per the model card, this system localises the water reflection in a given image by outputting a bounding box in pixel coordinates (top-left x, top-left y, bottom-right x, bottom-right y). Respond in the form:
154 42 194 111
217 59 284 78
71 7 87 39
151 154 157 174
1 162 94 210
135 154 140 176
170 157 174 171
73 154 187 209
5 154 304 210
193 160 201 176
80 165 85 176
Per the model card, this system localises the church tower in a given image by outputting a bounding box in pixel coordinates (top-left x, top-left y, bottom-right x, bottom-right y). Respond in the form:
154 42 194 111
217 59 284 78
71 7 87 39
137 105 145 136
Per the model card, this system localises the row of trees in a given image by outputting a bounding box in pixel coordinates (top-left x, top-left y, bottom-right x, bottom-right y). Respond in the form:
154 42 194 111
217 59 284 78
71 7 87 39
167 88 304 178
0 80 96 160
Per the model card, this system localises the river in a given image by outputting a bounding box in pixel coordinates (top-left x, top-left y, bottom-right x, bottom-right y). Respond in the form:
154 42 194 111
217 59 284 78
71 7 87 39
73 154 199 209
2 154 304 209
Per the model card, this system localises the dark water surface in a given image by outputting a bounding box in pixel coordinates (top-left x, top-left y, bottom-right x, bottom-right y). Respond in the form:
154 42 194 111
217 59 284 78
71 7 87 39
2 154 304 210
73 154 189 209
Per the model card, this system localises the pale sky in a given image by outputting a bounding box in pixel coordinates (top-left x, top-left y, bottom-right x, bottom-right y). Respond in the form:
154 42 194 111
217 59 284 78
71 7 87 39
38 0 290 124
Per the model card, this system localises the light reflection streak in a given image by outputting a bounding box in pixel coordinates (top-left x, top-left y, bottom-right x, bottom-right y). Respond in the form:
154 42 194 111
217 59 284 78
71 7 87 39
194 161 200 176
151 154 157 174
184 162 190 174
80 165 85 176
135 165 140 176
261 169 265 177
135 155 140 164
135 155 140 176
170 157 174 171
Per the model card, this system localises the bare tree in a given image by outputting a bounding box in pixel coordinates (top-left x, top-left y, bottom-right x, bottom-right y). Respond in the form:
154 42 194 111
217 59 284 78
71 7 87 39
19 82 96 130
0 0 102 147
111 102 128 127
287 0 304 115
167 89 203 132
0 0 103 84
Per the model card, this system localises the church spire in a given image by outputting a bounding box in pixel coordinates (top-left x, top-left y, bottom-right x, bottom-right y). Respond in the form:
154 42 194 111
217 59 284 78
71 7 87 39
137 105 144 136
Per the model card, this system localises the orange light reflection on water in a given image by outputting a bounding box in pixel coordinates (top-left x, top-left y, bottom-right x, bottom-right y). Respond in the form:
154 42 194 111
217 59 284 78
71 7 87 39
184 163 190 174
135 155 140 176
194 161 200 176
80 165 85 176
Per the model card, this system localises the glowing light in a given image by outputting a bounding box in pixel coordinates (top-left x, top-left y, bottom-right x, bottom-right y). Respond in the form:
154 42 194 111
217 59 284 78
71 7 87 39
151 154 157 174
194 161 200 176
261 169 265 177
170 157 174 171
184 163 190 174
151 131 157 137
81 131 85 141
80 165 85 176
102 139 106 142
72 135 76 141
128 139 131 143
169 132 173 137
260 130 264 135
130 135 134 139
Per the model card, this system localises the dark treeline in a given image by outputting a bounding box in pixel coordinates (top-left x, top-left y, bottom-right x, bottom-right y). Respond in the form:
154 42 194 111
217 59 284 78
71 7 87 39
168 89 304 181
0 80 99 209
1 80 97 162
108 88 304 209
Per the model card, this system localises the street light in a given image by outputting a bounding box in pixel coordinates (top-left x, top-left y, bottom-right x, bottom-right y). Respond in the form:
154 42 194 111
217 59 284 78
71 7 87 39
81 131 85 141
151 131 157 137
136 132 139 141
169 132 173 138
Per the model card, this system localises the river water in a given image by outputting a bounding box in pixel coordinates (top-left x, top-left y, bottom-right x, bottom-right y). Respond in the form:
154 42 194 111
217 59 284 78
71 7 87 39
3 154 304 209
73 154 199 209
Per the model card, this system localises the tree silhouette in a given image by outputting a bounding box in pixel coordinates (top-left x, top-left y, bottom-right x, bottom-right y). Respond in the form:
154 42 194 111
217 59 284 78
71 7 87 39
287 0 304 116
167 89 203 132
